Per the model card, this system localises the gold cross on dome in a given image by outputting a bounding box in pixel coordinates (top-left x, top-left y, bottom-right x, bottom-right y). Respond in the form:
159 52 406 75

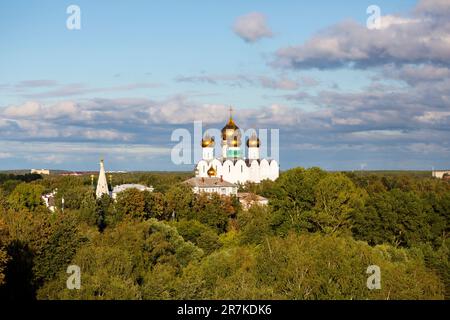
229 106 233 119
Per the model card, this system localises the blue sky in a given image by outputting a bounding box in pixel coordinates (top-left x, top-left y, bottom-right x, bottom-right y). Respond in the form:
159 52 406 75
1 0 449 171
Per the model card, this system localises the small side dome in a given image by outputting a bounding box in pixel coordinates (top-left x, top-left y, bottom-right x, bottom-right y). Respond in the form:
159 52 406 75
201 135 215 148
207 166 217 177
246 132 260 148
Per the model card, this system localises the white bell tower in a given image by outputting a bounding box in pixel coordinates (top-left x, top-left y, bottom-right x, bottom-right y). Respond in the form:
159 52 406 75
247 132 260 160
201 135 215 161
96 159 110 198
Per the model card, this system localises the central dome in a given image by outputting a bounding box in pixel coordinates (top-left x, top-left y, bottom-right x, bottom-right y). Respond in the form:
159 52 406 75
222 114 241 147
222 117 239 138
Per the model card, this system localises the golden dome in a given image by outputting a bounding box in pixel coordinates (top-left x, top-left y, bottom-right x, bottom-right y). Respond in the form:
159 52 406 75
222 107 242 147
222 117 240 140
229 137 240 147
201 135 215 148
207 166 217 177
246 132 260 148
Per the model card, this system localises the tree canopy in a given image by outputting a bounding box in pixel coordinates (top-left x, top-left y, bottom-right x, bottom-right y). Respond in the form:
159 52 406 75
0 169 447 300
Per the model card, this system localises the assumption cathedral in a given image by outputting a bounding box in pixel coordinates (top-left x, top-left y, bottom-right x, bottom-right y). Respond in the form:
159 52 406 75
194 112 279 185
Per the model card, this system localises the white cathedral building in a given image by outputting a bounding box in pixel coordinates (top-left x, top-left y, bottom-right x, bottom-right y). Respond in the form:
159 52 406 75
195 113 279 184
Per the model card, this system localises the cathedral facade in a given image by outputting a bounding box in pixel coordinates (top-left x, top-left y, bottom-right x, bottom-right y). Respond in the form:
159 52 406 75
195 114 279 184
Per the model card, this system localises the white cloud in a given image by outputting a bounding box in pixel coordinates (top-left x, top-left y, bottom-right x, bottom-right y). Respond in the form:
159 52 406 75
349 130 405 139
414 111 450 123
0 152 12 159
383 64 450 85
16 80 59 88
257 76 299 90
176 73 311 91
332 118 364 126
11 82 161 99
415 0 450 17
233 12 273 43
406 143 449 154
378 15 420 30
273 0 450 69
4 101 42 117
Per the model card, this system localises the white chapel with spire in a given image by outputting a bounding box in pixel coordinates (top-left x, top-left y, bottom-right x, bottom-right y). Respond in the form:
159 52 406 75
96 159 110 198
195 109 279 184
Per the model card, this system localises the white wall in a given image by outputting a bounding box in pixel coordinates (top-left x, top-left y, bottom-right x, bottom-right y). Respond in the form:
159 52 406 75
433 170 450 178
248 147 259 160
197 160 209 177
195 159 279 184
202 147 214 161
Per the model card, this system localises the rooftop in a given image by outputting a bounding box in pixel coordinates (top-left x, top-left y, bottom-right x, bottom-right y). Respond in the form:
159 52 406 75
237 192 268 202
184 177 237 188
112 184 153 193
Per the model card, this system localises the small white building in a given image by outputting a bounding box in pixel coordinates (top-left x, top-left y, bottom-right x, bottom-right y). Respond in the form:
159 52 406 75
42 190 57 212
31 169 50 175
111 184 154 200
237 192 269 210
184 176 238 197
432 170 450 179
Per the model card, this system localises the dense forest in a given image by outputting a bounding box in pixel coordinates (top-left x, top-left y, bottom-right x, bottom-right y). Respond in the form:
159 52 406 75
0 168 448 300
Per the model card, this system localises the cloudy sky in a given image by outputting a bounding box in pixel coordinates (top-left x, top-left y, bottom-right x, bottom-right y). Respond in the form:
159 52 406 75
1 0 449 171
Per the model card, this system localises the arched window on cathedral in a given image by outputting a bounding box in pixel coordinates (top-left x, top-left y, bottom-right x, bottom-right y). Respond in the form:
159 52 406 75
241 165 243 173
